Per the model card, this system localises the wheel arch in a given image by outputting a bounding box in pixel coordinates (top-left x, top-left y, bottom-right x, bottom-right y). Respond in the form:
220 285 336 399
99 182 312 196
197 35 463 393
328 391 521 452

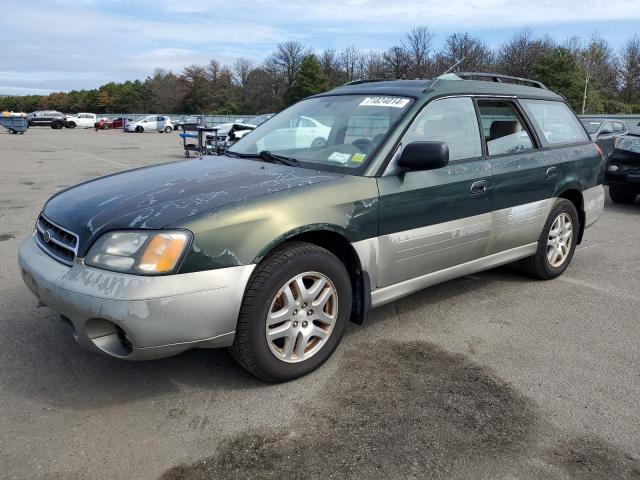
254 227 371 325
556 187 585 244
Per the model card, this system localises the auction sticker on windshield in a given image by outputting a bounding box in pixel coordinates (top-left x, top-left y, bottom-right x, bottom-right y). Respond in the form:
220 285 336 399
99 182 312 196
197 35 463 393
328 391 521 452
359 97 411 108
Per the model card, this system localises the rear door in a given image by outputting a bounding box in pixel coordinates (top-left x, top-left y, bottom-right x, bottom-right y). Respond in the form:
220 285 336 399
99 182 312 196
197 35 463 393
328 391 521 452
476 99 554 255
376 96 492 288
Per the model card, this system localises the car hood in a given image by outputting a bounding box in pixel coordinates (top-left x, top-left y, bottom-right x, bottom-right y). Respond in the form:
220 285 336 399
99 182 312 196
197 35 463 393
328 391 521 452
43 156 343 256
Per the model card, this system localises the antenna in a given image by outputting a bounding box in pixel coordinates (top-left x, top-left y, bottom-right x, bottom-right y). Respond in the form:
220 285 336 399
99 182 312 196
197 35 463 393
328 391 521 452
430 57 465 88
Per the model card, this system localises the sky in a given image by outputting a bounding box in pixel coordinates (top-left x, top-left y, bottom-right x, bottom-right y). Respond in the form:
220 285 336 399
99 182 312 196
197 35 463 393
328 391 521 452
1 0 640 95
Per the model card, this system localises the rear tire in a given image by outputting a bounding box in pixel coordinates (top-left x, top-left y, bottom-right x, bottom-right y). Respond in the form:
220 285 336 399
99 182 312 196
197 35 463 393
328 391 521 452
609 186 637 204
164 126 172 133
521 198 579 280
104 124 110 130
230 241 352 382
51 120 63 129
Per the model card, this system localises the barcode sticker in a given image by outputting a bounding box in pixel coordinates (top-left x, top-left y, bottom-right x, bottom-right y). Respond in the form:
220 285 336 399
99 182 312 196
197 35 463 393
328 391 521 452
359 97 410 108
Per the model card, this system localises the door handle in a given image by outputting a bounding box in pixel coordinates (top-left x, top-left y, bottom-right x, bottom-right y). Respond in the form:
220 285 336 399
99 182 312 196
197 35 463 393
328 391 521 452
470 180 488 195
546 167 558 178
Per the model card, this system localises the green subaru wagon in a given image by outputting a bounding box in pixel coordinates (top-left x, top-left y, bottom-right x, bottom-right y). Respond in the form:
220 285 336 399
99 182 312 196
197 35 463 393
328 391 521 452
18 73 604 381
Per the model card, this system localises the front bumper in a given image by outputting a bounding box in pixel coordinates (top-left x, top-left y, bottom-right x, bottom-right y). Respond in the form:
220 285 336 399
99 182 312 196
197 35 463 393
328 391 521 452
18 235 254 360
583 184 605 228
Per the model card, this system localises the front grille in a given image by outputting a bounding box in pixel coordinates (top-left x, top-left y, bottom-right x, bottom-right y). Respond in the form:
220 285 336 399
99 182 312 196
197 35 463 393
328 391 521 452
35 215 78 266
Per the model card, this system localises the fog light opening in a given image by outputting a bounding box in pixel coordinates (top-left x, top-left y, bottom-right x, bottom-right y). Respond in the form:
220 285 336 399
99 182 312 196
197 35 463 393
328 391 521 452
85 318 134 358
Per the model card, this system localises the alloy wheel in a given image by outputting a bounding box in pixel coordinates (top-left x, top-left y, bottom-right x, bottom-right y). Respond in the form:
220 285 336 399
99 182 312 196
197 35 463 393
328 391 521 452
265 272 338 363
547 213 573 268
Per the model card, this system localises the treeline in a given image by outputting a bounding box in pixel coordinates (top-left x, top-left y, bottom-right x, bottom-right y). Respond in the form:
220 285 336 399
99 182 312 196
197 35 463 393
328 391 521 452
2 28 640 115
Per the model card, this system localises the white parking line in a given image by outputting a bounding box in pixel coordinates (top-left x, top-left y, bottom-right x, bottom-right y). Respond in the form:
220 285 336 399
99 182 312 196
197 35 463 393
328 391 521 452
558 275 640 302
18 136 130 168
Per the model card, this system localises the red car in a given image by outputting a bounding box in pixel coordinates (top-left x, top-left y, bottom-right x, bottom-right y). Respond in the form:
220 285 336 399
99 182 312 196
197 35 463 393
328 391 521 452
94 117 130 130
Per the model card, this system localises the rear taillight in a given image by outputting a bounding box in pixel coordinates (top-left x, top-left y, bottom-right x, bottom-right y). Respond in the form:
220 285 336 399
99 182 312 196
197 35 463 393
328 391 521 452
594 144 606 163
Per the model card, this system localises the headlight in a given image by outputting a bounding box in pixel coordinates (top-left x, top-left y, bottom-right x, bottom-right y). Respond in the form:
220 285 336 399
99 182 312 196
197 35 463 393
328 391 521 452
85 230 191 275
615 136 640 153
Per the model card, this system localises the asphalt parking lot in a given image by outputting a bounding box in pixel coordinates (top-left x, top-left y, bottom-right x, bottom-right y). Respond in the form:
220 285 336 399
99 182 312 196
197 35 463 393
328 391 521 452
0 127 639 479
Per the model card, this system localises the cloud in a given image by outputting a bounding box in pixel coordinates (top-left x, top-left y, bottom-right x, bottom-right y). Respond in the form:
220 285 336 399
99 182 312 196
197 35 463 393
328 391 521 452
1 0 639 94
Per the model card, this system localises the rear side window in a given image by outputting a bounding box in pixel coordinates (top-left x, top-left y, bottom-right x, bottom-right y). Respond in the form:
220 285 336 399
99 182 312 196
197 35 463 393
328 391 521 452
520 99 589 145
404 97 482 161
477 100 534 156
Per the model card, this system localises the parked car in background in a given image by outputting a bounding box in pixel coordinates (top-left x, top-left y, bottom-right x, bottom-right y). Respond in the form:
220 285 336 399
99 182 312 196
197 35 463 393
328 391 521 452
94 117 130 130
19 73 604 381
604 127 640 204
64 113 97 129
27 110 65 128
125 115 173 133
239 113 275 127
256 115 331 151
173 116 204 131
581 118 629 157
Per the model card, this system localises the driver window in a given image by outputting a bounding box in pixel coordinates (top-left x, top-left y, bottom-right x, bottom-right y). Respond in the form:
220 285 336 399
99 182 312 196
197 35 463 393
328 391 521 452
404 97 482 161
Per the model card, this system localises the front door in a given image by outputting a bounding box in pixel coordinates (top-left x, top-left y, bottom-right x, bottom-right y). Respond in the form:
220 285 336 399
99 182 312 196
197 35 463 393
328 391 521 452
376 96 492 288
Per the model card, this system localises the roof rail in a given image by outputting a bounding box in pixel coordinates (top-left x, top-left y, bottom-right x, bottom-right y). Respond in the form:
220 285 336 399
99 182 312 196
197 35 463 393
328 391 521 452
455 72 547 89
343 78 393 86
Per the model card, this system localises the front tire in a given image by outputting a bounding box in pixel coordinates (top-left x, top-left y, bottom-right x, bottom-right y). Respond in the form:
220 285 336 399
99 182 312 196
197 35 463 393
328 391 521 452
164 126 172 133
231 241 352 382
66 121 76 129
609 186 637 204
135 126 143 133
521 198 579 280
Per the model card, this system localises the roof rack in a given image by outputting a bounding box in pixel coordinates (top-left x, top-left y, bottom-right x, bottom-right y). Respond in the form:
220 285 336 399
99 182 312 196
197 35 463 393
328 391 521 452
455 72 547 89
343 78 393 86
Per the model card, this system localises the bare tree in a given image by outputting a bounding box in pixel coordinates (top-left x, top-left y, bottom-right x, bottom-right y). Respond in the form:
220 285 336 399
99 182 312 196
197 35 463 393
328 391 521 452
497 28 555 78
365 50 386 78
339 45 365 81
401 26 434 78
383 46 410 79
618 35 640 104
319 48 345 86
434 33 495 74
267 41 307 88
232 57 254 88
578 33 618 113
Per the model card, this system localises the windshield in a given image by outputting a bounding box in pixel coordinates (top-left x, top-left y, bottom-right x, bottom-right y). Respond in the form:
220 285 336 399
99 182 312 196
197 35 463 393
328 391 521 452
229 95 413 170
581 119 603 134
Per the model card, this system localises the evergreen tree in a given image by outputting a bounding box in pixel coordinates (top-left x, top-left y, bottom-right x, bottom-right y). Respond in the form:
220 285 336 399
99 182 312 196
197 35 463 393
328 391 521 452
533 48 585 111
285 55 329 106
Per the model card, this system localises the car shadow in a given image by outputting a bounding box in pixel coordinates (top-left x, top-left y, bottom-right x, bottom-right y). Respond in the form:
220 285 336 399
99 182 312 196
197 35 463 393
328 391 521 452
1 265 533 410
0 289 265 409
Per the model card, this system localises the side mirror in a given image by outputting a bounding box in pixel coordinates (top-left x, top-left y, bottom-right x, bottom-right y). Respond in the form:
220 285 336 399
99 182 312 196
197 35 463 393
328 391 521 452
397 141 449 172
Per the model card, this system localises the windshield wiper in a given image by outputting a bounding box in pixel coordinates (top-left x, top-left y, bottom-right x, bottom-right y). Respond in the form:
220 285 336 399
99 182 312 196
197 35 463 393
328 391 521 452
224 150 299 167
258 151 299 167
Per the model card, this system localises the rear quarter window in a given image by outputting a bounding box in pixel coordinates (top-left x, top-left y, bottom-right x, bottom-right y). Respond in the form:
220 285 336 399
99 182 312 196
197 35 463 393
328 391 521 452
520 99 589 145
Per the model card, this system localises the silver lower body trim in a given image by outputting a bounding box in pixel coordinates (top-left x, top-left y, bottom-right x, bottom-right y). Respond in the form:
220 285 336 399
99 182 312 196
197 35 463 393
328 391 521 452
369 243 537 308
18 235 254 360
